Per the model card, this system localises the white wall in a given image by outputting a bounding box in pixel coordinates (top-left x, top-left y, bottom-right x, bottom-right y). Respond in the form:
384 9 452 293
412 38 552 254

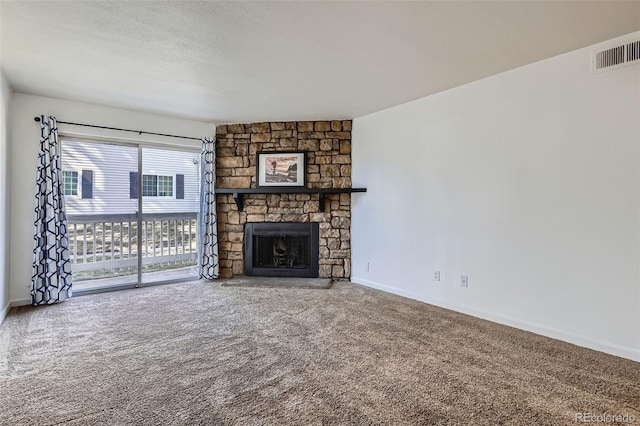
0 71 12 323
9 93 213 305
351 33 640 361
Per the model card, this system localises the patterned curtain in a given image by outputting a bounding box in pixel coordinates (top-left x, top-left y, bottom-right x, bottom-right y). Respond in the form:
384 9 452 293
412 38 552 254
198 137 220 279
32 116 72 305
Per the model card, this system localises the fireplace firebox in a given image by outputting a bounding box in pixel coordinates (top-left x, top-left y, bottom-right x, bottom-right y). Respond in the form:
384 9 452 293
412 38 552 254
244 223 319 277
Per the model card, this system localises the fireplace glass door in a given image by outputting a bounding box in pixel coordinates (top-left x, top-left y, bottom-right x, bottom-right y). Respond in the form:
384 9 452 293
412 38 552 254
244 223 319 277
253 235 311 269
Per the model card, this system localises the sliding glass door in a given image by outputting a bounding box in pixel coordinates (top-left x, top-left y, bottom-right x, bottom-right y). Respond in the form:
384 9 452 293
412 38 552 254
61 138 199 293
140 146 200 284
62 139 140 291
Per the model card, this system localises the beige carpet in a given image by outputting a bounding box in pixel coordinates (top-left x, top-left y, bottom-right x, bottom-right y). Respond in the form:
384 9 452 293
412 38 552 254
1 280 638 425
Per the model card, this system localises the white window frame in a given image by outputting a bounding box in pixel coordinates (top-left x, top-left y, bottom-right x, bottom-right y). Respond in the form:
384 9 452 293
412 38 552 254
142 174 174 198
157 175 173 197
61 170 79 196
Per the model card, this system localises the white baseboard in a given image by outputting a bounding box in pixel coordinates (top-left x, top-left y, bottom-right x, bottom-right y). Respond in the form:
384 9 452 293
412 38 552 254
352 276 425 301
351 276 640 363
0 301 10 325
10 298 30 307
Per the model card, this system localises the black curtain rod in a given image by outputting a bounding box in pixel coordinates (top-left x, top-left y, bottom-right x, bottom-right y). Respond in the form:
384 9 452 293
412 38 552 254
33 116 202 141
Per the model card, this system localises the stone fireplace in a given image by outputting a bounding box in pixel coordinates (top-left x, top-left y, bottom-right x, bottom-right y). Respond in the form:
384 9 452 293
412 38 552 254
215 120 353 280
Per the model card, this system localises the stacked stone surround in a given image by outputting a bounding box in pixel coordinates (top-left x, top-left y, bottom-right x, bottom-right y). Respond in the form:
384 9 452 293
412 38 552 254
215 120 352 280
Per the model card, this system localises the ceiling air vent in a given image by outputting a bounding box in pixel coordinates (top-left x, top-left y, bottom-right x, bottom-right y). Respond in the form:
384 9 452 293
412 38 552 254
591 37 640 74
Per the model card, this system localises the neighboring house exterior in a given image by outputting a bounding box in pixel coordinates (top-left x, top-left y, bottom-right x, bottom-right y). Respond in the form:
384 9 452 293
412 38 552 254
61 140 200 215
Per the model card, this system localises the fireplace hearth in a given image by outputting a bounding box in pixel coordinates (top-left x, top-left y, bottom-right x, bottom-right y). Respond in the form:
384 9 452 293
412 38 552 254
244 223 319 278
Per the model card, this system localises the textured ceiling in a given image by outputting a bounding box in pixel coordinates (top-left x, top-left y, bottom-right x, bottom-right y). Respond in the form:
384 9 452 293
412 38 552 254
1 1 639 124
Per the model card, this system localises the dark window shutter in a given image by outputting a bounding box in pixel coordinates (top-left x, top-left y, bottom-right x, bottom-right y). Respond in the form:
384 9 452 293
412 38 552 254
176 174 184 199
81 170 93 199
130 172 138 199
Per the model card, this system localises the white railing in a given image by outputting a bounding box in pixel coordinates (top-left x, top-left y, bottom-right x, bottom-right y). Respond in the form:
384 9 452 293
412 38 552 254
66 212 198 278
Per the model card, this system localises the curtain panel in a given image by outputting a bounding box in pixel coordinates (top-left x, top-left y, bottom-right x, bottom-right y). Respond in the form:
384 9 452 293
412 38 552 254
32 115 73 305
199 137 220 279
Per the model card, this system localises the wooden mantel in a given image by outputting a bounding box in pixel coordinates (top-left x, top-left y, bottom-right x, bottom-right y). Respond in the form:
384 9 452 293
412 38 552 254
216 187 367 212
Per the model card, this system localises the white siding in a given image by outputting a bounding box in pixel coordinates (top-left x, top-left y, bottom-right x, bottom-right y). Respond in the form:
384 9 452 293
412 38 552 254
62 140 200 215
142 147 200 213
62 140 137 215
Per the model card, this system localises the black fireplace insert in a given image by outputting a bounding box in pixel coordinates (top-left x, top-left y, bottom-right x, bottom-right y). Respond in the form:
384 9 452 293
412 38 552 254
244 222 319 277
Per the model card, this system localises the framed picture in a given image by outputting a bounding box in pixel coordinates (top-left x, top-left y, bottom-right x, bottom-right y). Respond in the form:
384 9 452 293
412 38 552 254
256 151 306 187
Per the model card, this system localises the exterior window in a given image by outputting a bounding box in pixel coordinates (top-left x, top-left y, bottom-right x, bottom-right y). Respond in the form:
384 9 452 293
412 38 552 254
62 171 78 196
142 174 173 197
158 176 173 197
142 175 158 196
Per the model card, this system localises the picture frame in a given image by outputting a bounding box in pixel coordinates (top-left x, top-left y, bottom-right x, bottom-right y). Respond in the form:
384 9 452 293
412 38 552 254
256 151 306 188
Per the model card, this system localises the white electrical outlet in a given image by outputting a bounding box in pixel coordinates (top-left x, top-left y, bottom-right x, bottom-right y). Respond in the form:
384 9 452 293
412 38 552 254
434 271 441 281
461 275 468 287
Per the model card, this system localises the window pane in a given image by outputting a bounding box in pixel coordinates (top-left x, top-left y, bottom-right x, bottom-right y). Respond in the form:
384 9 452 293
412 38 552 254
158 176 173 197
62 171 78 196
141 147 199 285
61 139 140 290
142 175 157 196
